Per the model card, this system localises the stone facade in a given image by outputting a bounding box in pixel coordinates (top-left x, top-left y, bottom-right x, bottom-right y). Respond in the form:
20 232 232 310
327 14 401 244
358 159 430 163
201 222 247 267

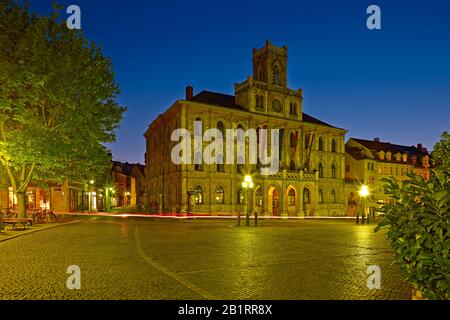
145 41 347 216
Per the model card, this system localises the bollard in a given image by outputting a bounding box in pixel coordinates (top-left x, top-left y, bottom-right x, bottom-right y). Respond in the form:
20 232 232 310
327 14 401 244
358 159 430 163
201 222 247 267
356 213 359 224
255 211 258 227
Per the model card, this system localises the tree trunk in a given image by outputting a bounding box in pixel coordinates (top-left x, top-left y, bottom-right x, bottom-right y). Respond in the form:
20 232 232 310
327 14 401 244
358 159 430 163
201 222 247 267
17 191 26 218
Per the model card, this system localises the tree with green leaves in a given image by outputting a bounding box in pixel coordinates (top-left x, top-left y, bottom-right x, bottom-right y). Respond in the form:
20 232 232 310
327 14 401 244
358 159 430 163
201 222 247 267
376 171 450 300
0 1 126 217
432 131 450 176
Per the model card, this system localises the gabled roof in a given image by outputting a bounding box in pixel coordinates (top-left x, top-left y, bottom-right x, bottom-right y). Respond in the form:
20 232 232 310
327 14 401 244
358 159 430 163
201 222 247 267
189 90 338 128
348 137 431 166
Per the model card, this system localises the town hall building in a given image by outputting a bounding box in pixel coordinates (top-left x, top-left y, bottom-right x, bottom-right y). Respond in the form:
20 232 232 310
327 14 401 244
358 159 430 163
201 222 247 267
144 41 348 216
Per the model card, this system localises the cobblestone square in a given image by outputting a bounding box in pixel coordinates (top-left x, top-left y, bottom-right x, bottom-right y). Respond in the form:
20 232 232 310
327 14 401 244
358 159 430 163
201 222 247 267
0 217 411 300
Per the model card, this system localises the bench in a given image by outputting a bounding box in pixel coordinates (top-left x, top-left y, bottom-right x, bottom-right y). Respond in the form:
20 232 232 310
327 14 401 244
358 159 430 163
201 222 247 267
2 218 33 230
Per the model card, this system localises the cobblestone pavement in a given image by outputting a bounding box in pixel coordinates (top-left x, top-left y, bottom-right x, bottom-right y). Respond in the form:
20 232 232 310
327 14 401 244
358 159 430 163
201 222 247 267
0 217 411 300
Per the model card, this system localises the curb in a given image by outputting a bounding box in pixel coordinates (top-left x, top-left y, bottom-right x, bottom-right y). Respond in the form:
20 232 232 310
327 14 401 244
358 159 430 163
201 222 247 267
0 219 82 243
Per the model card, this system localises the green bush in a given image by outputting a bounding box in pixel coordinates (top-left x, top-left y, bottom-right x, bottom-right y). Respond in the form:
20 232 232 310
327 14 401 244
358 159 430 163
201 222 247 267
375 170 450 300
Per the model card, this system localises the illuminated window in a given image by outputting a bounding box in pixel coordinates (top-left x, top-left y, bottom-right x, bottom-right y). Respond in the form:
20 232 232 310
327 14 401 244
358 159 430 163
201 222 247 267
255 187 263 206
288 189 296 206
237 189 244 204
216 186 224 204
194 186 203 204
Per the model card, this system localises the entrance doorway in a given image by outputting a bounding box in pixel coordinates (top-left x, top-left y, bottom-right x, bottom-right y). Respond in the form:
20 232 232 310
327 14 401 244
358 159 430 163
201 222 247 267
268 186 280 215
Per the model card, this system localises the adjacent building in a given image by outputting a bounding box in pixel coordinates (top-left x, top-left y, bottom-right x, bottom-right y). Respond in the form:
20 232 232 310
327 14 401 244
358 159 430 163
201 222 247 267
345 137 431 216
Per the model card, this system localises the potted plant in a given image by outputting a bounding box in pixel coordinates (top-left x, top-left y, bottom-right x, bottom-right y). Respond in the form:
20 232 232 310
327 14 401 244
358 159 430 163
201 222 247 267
375 170 449 300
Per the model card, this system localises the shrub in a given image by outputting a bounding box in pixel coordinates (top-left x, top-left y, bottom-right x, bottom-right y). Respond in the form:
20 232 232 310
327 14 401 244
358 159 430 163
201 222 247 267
375 170 450 300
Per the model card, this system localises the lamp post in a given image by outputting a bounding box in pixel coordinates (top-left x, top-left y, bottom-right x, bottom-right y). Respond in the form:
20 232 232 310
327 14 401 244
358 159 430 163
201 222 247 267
89 180 94 212
242 175 254 227
359 185 370 224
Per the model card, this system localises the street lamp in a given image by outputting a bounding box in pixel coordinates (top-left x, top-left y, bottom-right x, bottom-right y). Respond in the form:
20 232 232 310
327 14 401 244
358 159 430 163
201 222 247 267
358 185 370 224
242 175 254 227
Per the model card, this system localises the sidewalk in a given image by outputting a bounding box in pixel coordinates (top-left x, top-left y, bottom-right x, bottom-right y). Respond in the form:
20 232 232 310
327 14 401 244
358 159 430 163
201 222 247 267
0 219 81 242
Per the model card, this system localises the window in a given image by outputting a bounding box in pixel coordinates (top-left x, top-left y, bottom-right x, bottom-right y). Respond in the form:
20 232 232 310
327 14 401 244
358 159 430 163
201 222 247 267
194 186 203 204
217 121 224 135
216 154 224 172
331 139 337 153
318 137 324 151
289 102 297 115
319 189 324 204
216 187 224 204
303 188 311 205
273 64 280 85
256 95 264 109
331 190 336 203
255 187 263 206
237 154 244 174
237 189 244 204
319 163 324 178
288 189 296 206
331 164 337 179
194 152 203 171
290 160 296 171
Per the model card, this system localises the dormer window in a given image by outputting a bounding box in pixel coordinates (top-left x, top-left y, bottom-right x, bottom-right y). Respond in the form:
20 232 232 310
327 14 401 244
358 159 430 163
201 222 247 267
386 152 392 161
402 154 408 162
379 151 385 160
396 153 401 161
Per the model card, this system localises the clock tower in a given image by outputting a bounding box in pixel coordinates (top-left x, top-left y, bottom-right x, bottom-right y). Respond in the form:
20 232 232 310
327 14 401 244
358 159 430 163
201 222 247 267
234 40 303 120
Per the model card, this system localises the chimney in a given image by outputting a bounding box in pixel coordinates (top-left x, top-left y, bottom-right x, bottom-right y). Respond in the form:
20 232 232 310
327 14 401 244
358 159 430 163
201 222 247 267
417 143 423 151
374 137 380 142
185 85 193 100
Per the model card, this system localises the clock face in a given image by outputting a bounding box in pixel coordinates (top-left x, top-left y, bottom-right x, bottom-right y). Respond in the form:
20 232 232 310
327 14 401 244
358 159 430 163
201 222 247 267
272 98 282 113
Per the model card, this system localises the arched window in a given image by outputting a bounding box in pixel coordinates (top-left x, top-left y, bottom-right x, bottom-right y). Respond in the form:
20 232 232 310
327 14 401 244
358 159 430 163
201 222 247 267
319 163 324 178
237 189 244 204
194 117 202 132
331 190 336 203
216 186 224 204
318 137 324 151
194 152 203 171
290 132 296 147
288 188 296 206
217 121 224 135
237 155 244 174
273 64 280 85
217 154 224 172
303 188 311 205
194 186 203 204
259 96 264 109
255 187 263 206
331 164 337 179
319 189 324 203
290 160 296 171
331 139 337 153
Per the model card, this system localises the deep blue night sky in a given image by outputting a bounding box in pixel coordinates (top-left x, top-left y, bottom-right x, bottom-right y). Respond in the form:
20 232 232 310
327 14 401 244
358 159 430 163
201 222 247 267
26 0 450 164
